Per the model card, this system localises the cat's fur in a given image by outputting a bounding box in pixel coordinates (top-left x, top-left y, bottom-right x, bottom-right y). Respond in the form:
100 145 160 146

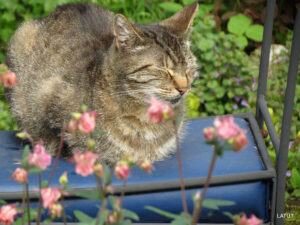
5 2 199 164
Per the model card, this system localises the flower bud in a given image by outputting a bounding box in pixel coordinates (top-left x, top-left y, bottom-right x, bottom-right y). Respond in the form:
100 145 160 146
0 70 18 87
94 164 104 178
16 132 28 140
122 152 134 164
71 112 82 119
81 104 87 112
203 127 215 141
51 204 62 218
193 191 201 202
59 172 68 186
68 118 78 134
139 159 154 174
86 138 95 149
233 133 248 152
106 185 114 194
11 168 28 183
115 160 130 180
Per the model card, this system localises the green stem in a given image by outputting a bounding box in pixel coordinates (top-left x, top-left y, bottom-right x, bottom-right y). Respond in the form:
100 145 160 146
191 150 218 224
36 173 42 225
61 195 67 225
95 176 107 225
25 182 31 225
117 179 127 225
48 128 65 186
173 120 189 220
22 182 26 225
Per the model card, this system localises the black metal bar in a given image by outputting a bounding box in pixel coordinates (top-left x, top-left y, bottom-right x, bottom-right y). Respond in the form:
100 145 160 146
270 178 277 223
275 8 300 225
257 95 280 153
0 170 276 201
255 0 276 128
246 112 274 171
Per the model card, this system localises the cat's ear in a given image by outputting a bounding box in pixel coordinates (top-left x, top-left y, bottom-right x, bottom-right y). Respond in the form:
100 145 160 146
113 14 144 49
160 2 198 37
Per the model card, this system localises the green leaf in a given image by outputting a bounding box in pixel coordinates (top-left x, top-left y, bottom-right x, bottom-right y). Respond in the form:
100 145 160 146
41 181 49 188
159 2 183 13
236 35 248 48
28 167 44 173
197 39 215 51
223 211 233 219
293 189 300 197
1 12 15 22
215 87 226 99
227 14 251 35
119 219 132 225
74 190 100 200
74 210 95 223
103 164 111 186
207 80 218 89
108 195 116 209
245 24 264 42
97 209 109 225
182 0 195 6
22 145 30 161
203 199 235 210
121 209 139 221
0 199 7 204
290 168 300 189
15 208 39 225
145 206 177 219
171 213 190 225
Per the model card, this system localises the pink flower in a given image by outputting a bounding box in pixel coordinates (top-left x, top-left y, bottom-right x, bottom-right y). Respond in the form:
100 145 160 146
74 151 99 177
214 116 241 140
236 213 263 225
233 132 249 152
94 164 104 178
115 161 130 180
237 213 248 225
27 141 52 170
41 187 62 210
11 168 28 183
0 204 19 225
203 127 215 141
139 159 154 174
247 215 263 225
50 203 63 218
0 70 18 87
147 96 174 123
107 212 118 223
77 112 99 133
67 118 78 134
106 186 114 194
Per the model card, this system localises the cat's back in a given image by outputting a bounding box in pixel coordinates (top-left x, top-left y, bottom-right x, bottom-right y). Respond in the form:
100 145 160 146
6 3 114 78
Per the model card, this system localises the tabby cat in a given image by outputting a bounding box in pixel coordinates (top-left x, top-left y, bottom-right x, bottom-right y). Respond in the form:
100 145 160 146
5 2 199 164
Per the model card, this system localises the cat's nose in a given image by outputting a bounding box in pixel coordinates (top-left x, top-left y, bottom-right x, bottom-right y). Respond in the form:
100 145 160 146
174 76 188 95
176 86 189 95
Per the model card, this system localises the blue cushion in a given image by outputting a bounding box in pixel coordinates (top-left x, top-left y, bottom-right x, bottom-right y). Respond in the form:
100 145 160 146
0 115 271 223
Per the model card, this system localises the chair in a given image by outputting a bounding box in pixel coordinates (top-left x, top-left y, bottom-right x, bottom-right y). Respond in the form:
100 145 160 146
0 0 299 224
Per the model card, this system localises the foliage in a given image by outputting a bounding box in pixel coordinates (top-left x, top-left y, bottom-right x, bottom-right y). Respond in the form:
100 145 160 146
186 13 259 118
227 13 264 47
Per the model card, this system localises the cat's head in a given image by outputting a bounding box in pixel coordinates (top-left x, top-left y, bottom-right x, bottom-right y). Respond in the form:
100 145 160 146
111 2 199 107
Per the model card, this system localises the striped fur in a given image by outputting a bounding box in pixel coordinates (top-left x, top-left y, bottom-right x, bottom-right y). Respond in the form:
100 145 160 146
5 2 198 164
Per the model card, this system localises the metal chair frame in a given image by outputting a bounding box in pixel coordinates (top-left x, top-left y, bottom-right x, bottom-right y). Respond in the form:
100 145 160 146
255 0 300 224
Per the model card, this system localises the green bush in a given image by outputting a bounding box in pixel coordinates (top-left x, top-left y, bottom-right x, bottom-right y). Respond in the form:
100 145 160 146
186 13 259 118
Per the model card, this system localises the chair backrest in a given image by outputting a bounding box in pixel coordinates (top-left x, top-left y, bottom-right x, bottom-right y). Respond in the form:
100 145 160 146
255 1 300 224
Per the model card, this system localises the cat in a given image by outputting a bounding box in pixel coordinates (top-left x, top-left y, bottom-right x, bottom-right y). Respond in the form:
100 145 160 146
5 2 199 164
